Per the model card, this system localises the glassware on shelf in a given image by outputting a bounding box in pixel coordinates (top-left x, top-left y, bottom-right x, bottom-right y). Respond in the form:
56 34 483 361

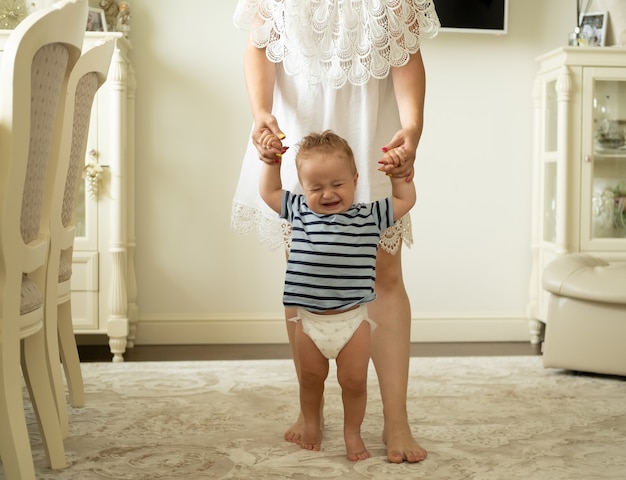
592 184 626 238
596 119 626 150
594 95 626 150
592 188 615 237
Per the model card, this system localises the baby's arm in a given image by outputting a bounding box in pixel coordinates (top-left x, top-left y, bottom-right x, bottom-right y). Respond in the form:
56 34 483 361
389 174 416 221
259 161 283 214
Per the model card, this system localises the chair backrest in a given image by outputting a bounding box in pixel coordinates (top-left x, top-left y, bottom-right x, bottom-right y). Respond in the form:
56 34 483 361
0 0 87 315
63 39 115 227
50 37 115 284
0 1 89 478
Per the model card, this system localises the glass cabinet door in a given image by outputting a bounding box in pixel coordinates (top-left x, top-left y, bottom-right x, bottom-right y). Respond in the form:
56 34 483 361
72 106 100 252
542 79 558 244
581 68 626 248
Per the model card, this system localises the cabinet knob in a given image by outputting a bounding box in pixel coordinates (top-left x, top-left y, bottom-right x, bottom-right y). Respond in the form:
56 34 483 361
584 155 592 163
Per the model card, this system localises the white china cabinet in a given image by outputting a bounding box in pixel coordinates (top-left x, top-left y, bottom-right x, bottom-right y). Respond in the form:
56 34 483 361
73 32 137 361
528 47 626 344
0 31 137 361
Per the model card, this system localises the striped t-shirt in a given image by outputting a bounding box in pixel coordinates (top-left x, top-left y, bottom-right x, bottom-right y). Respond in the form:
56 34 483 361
280 190 395 312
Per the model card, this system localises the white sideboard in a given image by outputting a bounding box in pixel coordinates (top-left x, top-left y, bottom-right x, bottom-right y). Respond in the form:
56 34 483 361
528 47 626 344
0 31 137 361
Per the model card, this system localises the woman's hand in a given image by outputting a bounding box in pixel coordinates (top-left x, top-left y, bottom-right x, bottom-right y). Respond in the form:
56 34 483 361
251 113 287 164
378 128 420 181
381 50 426 182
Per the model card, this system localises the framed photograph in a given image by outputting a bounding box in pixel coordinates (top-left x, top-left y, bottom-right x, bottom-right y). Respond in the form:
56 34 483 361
579 12 608 47
86 7 107 32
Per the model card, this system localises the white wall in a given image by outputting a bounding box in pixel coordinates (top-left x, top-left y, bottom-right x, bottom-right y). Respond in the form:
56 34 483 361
117 0 578 344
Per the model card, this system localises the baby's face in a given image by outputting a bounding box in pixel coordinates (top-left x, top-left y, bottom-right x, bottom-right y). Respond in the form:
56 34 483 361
298 151 358 215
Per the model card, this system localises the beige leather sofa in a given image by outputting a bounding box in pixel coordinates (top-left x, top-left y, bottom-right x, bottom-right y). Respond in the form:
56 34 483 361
542 253 626 377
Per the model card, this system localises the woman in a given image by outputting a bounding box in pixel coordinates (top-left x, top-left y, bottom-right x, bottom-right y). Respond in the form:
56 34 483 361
231 0 439 463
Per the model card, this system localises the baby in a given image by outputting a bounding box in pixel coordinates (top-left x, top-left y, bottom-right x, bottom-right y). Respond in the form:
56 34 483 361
259 130 416 460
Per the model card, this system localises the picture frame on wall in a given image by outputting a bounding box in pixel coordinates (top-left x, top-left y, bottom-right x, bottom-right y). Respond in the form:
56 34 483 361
579 12 608 47
86 7 107 32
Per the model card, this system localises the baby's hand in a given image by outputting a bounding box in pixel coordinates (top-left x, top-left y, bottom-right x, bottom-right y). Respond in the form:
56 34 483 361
379 128 418 181
378 148 414 182
377 159 393 176
255 129 288 165
274 145 289 164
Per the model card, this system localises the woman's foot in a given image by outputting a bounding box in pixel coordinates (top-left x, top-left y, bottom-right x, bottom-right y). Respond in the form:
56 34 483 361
383 424 427 463
345 430 371 461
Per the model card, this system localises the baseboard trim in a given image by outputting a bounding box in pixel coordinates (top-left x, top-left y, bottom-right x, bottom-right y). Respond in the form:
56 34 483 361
133 313 531 345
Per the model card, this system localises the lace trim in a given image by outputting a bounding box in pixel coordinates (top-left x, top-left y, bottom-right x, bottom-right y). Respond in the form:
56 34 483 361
233 0 440 88
380 213 412 254
232 202 411 254
231 202 292 250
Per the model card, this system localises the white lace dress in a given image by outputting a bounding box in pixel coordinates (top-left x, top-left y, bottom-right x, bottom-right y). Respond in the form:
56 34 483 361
232 0 440 252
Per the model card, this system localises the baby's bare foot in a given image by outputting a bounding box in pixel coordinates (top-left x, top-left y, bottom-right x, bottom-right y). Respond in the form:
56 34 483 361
345 430 371 461
285 405 324 445
284 413 305 445
300 424 322 452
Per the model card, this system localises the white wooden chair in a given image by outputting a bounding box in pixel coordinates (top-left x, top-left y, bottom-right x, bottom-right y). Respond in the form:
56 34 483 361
45 37 115 437
0 1 88 478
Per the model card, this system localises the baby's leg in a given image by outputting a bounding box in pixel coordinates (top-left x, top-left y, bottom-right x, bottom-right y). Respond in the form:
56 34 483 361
295 320 329 451
284 309 305 444
336 321 372 461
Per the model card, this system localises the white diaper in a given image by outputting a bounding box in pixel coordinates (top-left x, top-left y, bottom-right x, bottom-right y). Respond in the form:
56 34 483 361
290 305 376 359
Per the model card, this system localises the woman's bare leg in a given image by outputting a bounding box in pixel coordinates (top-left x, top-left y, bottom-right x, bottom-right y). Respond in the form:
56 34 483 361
369 244 427 463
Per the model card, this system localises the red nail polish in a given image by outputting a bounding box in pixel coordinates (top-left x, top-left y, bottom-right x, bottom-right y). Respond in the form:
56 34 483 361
381 147 388 153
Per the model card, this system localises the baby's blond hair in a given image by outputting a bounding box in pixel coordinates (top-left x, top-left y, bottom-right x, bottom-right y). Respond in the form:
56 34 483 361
295 130 357 174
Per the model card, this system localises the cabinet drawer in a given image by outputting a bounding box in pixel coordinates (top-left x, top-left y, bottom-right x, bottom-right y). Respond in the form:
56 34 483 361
71 291 99 330
70 251 98 291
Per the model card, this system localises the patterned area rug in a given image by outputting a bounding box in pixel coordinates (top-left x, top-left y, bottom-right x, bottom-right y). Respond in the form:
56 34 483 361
12 356 626 479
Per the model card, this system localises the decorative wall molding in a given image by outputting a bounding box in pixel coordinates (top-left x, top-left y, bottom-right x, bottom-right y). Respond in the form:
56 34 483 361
129 313 530 345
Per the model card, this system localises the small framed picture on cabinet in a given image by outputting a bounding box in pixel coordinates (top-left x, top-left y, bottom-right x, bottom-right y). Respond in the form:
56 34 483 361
86 7 108 32
579 12 608 47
